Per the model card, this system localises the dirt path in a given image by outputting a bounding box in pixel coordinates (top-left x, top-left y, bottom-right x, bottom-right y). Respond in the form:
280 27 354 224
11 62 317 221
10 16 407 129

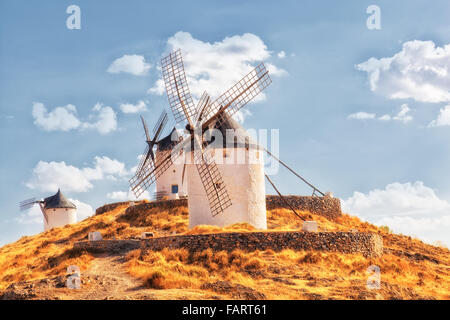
1 253 224 300
69 254 144 300
58 254 214 300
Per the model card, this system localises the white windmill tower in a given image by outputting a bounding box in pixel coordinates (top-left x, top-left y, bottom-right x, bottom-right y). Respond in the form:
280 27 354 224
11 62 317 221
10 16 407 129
129 49 271 229
20 189 77 231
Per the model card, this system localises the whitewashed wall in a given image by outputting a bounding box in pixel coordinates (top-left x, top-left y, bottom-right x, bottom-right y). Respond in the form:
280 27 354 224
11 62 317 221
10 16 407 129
43 208 77 231
155 151 188 198
187 147 266 229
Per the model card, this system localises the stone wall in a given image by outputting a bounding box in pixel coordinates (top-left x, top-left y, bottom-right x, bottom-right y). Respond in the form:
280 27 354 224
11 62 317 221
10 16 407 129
141 231 383 258
121 199 188 220
121 196 341 221
95 200 146 215
74 232 382 258
74 240 141 254
265 195 342 220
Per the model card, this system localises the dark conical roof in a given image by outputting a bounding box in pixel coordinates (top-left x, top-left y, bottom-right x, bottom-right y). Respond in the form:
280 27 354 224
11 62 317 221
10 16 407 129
157 127 181 151
43 189 76 209
155 115 260 152
205 115 259 149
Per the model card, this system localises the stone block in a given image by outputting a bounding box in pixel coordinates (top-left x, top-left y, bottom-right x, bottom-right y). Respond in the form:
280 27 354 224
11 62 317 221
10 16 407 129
141 232 154 239
302 221 318 232
88 231 102 241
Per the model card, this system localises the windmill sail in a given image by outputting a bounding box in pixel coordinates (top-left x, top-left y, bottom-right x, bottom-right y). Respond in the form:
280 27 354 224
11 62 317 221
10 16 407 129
161 49 196 125
20 197 36 211
153 110 168 138
193 142 232 216
141 115 151 142
194 91 211 125
132 50 272 217
203 63 271 125
130 136 188 198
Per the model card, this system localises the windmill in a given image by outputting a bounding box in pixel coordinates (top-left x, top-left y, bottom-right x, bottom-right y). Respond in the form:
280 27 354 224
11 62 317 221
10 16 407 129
130 49 329 228
20 189 77 231
129 49 272 227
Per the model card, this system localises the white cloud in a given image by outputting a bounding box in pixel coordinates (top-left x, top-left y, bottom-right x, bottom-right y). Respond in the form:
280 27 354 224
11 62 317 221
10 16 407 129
32 102 81 131
378 114 391 121
428 105 450 127
348 104 413 123
106 189 150 201
32 102 117 135
392 104 413 123
356 40 450 103
81 103 117 134
26 161 93 193
375 215 450 246
148 31 287 100
70 199 94 221
120 100 148 114
234 109 252 124
107 54 151 76
26 156 129 193
347 112 376 120
342 181 450 246
277 51 286 59
16 205 42 225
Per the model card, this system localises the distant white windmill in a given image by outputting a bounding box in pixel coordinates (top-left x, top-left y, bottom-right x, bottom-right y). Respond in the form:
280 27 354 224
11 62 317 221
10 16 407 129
20 189 77 231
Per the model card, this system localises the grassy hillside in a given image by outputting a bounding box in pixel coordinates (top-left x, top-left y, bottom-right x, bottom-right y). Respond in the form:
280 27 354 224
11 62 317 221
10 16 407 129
0 201 449 299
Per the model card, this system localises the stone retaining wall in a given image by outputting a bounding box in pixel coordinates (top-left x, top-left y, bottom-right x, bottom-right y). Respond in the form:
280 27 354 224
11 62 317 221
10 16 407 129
141 232 381 258
95 201 146 215
74 240 141 254
265 195 342 220
144 231 382 258
74 232 382 257
121 195 341 221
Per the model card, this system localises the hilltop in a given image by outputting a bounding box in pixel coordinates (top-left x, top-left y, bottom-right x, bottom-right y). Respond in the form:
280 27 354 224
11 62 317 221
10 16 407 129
0 199 449 300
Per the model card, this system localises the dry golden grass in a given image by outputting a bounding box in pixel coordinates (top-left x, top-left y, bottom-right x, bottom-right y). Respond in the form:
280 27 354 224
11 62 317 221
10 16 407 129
0 203 184 290
0 201 449 300
124 207 450 299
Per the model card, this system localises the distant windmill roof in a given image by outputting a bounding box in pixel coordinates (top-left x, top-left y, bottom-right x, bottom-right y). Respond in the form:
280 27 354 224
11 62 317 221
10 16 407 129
43 189 76 209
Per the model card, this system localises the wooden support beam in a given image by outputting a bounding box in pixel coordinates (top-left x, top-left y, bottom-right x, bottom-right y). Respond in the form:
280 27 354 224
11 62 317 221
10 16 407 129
265 174 304 221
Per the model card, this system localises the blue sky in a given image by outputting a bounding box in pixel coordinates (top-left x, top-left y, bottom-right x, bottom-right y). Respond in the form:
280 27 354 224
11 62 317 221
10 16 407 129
1 0 450 246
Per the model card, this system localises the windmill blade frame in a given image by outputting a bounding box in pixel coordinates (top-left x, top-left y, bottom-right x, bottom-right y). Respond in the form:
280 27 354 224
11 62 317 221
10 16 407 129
203 63 271 127
161 49 196 126
129 135 189 198
153 109 169 139
194 91 211 125
135 145 151 177
140 115 151 142
19 197 36 211
193 142 232 217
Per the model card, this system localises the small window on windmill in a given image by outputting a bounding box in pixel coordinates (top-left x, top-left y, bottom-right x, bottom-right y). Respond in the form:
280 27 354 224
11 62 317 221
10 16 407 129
171 184 179 194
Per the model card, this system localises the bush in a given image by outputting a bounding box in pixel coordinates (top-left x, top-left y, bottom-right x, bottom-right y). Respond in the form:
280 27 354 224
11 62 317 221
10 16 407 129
145 271 165 289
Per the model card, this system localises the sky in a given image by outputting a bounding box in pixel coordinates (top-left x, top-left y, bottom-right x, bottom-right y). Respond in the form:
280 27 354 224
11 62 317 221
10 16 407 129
1 0 450 247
